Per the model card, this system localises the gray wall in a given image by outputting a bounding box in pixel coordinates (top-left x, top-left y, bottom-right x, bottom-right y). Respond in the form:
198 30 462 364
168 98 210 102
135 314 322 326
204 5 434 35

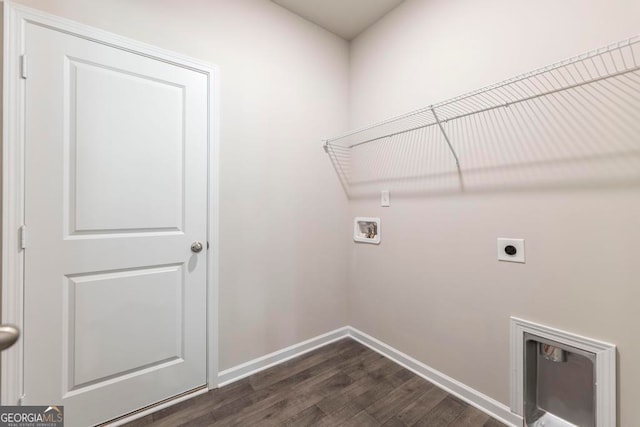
348 0 640 424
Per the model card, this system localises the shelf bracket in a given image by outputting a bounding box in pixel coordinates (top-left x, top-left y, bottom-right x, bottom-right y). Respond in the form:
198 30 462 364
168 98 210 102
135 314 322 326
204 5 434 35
430 106 460 169
323 140 351 197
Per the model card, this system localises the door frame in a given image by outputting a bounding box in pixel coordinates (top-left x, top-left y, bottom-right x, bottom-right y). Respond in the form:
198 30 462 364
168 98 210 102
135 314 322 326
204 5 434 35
1 1 220 405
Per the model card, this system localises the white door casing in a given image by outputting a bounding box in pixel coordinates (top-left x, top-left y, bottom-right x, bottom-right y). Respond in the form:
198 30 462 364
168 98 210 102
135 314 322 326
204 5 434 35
1 3 219 425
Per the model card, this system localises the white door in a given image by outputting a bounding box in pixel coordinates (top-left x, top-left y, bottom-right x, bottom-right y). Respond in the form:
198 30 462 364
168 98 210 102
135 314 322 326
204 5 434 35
22 21 209 426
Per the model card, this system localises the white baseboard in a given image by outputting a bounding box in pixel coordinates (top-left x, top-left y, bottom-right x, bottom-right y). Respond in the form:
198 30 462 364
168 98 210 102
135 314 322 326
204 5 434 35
107 326 521 426
216 326 350 387
347 326 523 427
216 325 522 426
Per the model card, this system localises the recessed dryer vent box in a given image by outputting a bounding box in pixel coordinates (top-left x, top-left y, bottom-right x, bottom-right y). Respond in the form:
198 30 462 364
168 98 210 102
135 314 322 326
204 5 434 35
524 333 596 427
353 217 380 244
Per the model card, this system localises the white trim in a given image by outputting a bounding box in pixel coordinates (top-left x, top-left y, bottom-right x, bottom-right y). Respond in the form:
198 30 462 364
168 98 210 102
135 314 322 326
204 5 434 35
103 387 209 427
1 1 220 406
206 19 221 391
217 327 350 387
509 317 616 427
106 324 525 425
2 1 29 405
347 327 522 427
216 326 521 426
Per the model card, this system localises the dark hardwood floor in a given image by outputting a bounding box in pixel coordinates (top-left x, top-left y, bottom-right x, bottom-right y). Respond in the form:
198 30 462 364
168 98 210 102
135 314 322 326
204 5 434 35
125 338 507 426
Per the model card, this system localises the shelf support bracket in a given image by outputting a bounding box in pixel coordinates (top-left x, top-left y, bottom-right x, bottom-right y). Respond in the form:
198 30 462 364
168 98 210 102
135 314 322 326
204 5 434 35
430 106 460 169
323 140 350 197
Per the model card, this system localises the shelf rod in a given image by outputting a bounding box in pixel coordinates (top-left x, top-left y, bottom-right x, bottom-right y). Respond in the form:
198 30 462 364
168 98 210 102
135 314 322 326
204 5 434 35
347 121 437 149
431 106 460 168
341 64 640 149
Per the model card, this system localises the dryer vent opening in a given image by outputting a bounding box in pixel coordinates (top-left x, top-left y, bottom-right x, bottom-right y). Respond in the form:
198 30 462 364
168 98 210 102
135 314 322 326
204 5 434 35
524 333 595 427
510 318 616 427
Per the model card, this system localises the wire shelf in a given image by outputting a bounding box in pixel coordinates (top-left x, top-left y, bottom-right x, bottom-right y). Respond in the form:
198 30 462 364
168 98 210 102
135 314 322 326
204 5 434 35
325 36 640 197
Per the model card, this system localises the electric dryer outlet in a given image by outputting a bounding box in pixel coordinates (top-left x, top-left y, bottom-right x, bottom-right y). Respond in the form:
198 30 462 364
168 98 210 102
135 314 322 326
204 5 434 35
497 238 525 263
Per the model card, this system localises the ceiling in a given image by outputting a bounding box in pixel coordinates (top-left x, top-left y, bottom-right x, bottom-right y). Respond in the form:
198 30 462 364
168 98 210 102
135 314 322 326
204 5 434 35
272 0 405 41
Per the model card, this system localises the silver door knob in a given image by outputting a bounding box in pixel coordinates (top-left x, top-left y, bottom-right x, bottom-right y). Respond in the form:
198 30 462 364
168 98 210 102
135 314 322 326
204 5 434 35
191 241 204 253
0 324 20 352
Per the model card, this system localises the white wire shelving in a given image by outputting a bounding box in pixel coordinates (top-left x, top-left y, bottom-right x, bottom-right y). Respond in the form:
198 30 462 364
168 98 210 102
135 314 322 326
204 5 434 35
324 35 640 197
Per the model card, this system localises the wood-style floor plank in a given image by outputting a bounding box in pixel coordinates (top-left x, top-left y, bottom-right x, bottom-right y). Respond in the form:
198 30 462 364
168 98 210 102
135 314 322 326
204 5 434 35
314 402 363 427
315 374 378 414
282 405 326 426
414 395 466 426
483 418 509 427
340 410 381 427
208 344 365 426
391 385 448 425
451 405 491 426
250 339 359 390
364 376 432 423
123 338 506 427
224 372 354 426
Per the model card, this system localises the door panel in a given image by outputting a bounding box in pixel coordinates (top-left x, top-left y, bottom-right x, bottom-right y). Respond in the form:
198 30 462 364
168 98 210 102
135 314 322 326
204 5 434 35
23 21 208 427
70 59 185 233
68 264 184 388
